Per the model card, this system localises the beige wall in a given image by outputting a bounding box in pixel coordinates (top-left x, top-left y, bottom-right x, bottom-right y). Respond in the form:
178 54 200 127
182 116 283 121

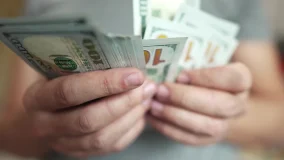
0 0 24 106
0 1 37 159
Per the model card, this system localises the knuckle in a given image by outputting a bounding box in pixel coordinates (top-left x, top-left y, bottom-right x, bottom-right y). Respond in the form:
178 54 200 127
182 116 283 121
203 119 217 136
179 90 189 107
33 124 46 138
112 144 126 153
192 122 205 134
78 139 93 151
207 119 227 137
76 113 94 134
23 81 45 112
103 98 117 118
91 134 108 150
32 114 50 138
224 97 242 117
101 73 113 95
230 63 252 91
125 91 136 109
184 136 200 146
100 70 123 96
56 79 76 106
214 121 229 139
234 97 247 117
197 69 214 85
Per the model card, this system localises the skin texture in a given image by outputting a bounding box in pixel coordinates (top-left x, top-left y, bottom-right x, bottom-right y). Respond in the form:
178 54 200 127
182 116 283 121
148 41 284 148
1 41 284 158
148 62 251 145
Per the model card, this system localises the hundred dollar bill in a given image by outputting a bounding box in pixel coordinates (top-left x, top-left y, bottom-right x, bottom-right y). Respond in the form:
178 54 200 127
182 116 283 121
142 37 187 82
202 37 239 68
173 8 240 68
144 17 210 76
174 3 240 38
151 0 184 21
0 25 144 79
139 0 151 36
133 0 142 35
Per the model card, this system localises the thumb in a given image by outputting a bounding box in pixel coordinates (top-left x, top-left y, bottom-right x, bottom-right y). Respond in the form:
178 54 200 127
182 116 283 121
24 68 145 111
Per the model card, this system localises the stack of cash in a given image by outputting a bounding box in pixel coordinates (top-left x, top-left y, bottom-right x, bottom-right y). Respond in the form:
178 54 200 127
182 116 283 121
0 16 147 79
141 0 240 82
0 0 240 83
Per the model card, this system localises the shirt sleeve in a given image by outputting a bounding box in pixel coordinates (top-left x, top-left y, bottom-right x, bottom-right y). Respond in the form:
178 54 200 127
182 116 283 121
237 0 273 41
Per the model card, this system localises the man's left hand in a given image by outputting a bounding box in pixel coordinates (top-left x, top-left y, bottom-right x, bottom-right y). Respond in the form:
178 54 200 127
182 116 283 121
148 63 252 145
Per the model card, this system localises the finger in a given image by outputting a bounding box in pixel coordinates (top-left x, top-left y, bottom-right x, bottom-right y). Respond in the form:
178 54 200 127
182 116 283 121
147 116 226 146
176 63 252 93
155 84 245 118
55 119 146 159
51 102 150 152
24 68 145 111
111 118 145 153
35 83 157 136
150 103 228 137
37 83 155 136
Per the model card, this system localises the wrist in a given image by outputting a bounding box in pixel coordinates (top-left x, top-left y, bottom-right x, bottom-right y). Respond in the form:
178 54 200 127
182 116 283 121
0 109 50 158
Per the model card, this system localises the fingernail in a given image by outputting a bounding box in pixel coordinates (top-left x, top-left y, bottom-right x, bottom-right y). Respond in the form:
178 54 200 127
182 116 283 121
143 83 157 98
124 72 144 87
151 101 164 117
177 72 190 83
143 99 151 106
157 85 170 100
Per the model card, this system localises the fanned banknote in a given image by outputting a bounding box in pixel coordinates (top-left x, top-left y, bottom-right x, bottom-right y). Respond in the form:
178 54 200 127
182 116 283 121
0 24 145 79
144 17 211 81
0 1 241 83
143 37 187 82
173 3 240 68
174 3 240 37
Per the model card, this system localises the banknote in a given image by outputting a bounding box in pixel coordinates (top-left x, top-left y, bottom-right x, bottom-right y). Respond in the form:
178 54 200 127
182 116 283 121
150 0 201 21
173 4 240 68
133 0 142 35
143 37 187 82
144 17 210 80
0 25 145 79
174 3 240 38
202 37 239 67
0 1 242 83
176 18 238 68
139 0 150 36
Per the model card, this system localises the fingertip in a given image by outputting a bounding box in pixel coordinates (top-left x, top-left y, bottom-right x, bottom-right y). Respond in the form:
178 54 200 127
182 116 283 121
150 100 164 117
123 69 145 88
156 85 170 102
176 71 191 84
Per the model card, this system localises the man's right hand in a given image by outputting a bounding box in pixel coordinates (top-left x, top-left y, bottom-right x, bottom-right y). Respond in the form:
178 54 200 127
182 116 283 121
23 68 156 158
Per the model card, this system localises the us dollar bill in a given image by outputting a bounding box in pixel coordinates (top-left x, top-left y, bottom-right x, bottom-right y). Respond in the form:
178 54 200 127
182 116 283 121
174 3 240 38
0 25 145 79
142 37 187 82
173 4 240 68
144 17 212 81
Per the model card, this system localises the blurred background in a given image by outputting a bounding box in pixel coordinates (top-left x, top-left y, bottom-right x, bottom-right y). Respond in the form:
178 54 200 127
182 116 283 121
0 0 284 159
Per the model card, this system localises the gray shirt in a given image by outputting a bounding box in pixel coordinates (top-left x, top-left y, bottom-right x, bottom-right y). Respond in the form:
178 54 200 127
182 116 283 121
24 0 271 159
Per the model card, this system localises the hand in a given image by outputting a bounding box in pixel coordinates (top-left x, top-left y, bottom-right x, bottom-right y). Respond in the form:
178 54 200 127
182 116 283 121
23 68 157 158
148 63 252 145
